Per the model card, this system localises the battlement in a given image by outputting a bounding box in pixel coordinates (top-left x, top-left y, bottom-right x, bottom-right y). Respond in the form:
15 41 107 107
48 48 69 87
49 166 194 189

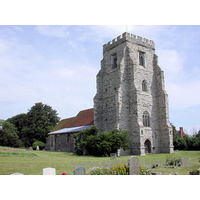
103 32 155 52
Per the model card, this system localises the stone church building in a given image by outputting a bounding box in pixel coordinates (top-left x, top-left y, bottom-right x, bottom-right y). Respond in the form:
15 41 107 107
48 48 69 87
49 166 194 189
45 32 174 155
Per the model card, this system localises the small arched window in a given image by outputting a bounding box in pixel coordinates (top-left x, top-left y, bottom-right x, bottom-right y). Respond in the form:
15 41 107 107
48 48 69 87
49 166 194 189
142 80 147 92
111 53 117 69
143 111 150 127
139 52 145 66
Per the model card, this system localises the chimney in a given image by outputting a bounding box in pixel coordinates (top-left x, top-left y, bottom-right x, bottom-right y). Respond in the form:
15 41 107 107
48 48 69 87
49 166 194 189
180 127 184 139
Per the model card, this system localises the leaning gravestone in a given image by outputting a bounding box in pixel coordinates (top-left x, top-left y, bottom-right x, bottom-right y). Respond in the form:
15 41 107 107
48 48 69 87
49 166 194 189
43 167 56 175
181 157 187 167
10 173 24 175
74 167 86 175
128 156 140 175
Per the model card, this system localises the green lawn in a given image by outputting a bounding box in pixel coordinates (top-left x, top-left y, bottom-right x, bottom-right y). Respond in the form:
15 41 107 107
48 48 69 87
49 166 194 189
0 146 199 175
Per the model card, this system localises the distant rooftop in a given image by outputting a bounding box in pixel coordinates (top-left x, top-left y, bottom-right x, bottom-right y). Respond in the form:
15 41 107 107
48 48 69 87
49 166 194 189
49 125 93 135
51 108 94 132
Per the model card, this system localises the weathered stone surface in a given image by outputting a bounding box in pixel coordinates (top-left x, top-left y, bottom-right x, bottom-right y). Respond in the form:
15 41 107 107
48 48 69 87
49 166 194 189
94 32 174 155
128 156 139 175
181 157 187 167
43 167 56 175
74 167 86 175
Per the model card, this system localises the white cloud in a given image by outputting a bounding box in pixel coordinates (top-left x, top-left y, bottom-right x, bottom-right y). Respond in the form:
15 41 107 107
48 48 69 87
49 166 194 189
168 81 200 110
156 49 184 80
35 25 70 38
155 48 200 110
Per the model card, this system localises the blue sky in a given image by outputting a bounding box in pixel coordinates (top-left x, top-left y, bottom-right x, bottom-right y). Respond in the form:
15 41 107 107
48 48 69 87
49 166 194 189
0 25 200 134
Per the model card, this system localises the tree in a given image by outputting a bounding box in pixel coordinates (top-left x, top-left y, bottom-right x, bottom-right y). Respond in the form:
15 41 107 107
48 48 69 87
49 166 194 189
21 102 60 147
73 126 99 155
173 136 187 150
7 113 27 141
73 126 130 156
0 121 22 147
6 102 60 147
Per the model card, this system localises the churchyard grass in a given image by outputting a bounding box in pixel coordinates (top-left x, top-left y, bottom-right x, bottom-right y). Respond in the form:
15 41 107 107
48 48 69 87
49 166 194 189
0 146 199 175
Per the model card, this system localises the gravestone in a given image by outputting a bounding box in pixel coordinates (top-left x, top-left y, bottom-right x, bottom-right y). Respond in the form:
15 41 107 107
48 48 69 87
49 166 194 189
117 149 120 157
36 146 39 151
29 147 33 151
128 156 140 175
181 157 187 167
43 167 56 175
10 173 24 175
74 167 86 175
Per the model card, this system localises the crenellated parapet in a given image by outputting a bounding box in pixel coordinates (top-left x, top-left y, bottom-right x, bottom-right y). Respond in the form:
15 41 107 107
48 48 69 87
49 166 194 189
103 32 155 52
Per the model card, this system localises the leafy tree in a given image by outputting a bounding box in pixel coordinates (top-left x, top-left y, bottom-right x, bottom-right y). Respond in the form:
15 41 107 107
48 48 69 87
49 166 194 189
7 113 27 141
0 121 22 147
21 102 60 147
73 126 99 155
173 136 187 150
32 140 45 150
6 102 60 147
173 126 200 150
73 126 130 156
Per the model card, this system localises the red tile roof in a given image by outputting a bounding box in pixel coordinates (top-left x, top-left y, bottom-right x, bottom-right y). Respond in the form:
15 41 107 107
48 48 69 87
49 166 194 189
51 108 94 132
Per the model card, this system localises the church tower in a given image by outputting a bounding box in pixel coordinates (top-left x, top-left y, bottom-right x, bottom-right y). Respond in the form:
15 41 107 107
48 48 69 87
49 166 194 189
94 32 174 155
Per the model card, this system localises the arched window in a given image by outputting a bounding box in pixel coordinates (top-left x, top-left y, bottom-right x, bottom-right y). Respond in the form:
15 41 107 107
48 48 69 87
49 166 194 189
111 53 117 69
139 52 145 66
143 111 150 127
142 80 147 92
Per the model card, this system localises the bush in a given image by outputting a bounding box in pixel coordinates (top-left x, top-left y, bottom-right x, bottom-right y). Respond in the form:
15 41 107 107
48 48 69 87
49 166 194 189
111 163 129 175
89 162 129 175
73 126 130 156
173 136 187 150
166 155 181 167
89 167 114 175
89 163 151 175
139 166 150 175
32 141 45 150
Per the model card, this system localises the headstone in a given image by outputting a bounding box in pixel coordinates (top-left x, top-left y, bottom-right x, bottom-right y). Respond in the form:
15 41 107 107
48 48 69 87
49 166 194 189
10 173 24 175
117 149 120 157
181 157 187 167
29 147 33 151
128 156 140 175
36 146 39 151
74 167 86 175
43 167 56 175
110 153 116 159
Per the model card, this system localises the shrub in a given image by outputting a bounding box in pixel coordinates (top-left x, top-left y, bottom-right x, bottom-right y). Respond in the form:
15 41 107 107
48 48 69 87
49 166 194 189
73 126 130 156
89 167 114 175
166 156 181 167
111 163 129 175
139 166 150 175
32 140 45 150
89 163 151 175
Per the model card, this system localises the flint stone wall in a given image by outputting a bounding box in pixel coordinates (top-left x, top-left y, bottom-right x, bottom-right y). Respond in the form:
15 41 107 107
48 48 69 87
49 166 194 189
94 32 174 155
